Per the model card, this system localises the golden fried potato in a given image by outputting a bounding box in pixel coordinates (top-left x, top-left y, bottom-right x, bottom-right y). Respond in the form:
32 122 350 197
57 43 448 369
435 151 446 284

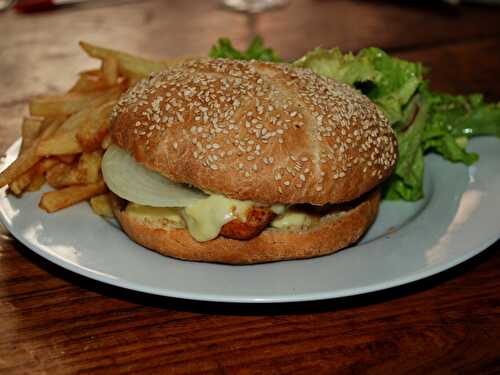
20 117 43 152
76 101 115 152
39 181 107 213
37 129 83 156
30 86 123 118
89 193 114 217
56 155 77 165
101 57 119 86
26 173 45 192
0 120 61 188
78 150 102 184
79 41 169 79
69 69 109 93
46 163 74 188
46 151 102 188
101 133 112 150
8 169 34 196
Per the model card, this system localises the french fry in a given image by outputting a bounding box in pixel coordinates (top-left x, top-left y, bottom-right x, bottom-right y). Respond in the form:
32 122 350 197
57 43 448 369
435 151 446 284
37 96 120 157
39 115 68 133
46 163 73 188
30 92 102 117
9 118 44 195
79 41 170 79
39 181 107 213
0 147 41 188
80 69 102 77
58 107 91 132
69 70 109 93
8 169 35 196
36 157 59 174
101 57 119 85
78 150 102 184
57 155 77 164
46 151 102 188
20 117 43 152
76 101 115 152
37 129 83 156
29 85 123 117
89 193 114 217
0 120 61 188
26 173 46 192
101 133 112 150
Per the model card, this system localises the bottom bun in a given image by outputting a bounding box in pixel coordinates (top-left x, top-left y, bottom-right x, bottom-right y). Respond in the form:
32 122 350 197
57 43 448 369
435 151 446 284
111 189 381 265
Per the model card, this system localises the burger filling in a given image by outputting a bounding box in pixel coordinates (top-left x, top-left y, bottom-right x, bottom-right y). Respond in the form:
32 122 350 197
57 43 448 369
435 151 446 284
122 197 321 242
102 144 340 242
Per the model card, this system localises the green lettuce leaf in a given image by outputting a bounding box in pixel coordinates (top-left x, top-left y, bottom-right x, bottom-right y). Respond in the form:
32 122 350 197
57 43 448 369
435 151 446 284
294 47 424 124
384 95 427 201
292 47 381 86
209 36 282 62
423 89 500 139
420 86 479 166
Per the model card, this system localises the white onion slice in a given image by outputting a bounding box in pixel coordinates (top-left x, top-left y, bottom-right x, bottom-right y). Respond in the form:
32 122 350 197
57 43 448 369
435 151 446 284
102 144 206 207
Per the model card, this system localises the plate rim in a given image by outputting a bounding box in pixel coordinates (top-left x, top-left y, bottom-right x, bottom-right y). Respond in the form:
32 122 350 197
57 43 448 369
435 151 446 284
1 138 499 303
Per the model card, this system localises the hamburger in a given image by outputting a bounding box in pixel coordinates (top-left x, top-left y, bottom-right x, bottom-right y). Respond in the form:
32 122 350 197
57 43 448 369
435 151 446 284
102 58 398 264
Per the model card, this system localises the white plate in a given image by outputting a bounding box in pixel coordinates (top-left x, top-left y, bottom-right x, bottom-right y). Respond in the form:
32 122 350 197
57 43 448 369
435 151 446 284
1 138 499 303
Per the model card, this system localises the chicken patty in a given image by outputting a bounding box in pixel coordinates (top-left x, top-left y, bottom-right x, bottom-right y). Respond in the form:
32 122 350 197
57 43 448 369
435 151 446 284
220 206 276 240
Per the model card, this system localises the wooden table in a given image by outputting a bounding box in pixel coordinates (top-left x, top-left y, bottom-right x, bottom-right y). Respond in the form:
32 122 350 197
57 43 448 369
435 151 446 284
1 1 499 373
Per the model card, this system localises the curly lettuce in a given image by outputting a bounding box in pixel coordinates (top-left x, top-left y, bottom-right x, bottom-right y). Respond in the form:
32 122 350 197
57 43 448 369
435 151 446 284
209 36 282 62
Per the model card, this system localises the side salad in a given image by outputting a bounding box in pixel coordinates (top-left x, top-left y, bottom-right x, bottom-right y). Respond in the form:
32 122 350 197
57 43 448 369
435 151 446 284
210 37 500 201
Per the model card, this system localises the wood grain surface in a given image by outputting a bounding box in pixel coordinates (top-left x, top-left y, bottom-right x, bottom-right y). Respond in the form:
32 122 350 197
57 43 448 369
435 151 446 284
1 0 499 373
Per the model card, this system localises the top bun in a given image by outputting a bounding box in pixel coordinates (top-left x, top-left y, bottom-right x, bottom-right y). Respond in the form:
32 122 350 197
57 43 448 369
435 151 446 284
111 58 397 205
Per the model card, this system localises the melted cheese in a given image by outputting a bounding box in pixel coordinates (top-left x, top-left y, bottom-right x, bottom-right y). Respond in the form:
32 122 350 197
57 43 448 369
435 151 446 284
125 195 255 242
270 204 287 215
126 204 185 228
181 195 254 241
271 209 319 230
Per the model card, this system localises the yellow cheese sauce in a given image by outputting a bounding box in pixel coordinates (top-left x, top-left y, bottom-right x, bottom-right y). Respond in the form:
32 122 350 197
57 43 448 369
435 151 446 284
126 197 320 241
270 209 320 230
182 195 254 241
126 195 255 242
126 204 185 228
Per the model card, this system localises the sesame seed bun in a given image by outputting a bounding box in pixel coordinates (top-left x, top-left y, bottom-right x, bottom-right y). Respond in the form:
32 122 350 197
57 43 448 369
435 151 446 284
111 59 397 205
110 189 380 264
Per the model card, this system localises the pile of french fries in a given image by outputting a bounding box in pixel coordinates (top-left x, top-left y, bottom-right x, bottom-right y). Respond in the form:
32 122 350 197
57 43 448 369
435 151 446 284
0 42 178 215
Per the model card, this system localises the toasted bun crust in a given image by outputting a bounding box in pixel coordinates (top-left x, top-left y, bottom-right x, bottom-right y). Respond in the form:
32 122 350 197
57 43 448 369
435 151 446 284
111 189 380 265
111 59 397 205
